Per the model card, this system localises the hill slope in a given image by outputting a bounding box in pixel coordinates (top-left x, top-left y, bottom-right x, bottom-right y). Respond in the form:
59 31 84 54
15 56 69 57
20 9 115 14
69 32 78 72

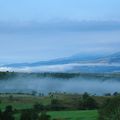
0 52 120 73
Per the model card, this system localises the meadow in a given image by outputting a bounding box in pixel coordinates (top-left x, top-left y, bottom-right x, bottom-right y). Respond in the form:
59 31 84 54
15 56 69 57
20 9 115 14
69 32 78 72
48 110 98 120
0 93 111 120
0 72 120 120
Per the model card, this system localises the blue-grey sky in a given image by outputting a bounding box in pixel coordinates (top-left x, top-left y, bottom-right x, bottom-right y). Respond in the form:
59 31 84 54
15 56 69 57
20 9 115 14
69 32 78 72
0 0 120 64
0 0 120 21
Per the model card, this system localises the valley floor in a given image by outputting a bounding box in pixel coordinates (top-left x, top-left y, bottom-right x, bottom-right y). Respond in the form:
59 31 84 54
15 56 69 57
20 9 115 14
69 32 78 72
0 93 110 120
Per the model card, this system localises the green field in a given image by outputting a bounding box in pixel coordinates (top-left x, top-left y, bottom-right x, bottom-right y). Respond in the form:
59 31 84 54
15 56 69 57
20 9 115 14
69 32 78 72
0 94 51 110
14 110 98 120
0 102 99 120
0 93 105 120
48 110 98 120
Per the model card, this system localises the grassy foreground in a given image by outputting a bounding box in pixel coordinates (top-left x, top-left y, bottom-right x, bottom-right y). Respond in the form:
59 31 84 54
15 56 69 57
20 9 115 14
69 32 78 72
14 110 98 120
48 110 98 120
0 93 103 120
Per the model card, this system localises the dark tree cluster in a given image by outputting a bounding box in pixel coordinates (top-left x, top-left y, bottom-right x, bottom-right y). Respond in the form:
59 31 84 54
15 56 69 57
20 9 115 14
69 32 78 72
32 93 98 111
99 96 120 120
78 92 98 110
0 104 51 120
50 99 65 111
20 110 51 120
0 93 99 120
0 105 15 120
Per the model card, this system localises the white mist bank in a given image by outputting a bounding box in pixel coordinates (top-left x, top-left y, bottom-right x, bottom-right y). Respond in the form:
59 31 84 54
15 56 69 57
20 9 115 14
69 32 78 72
0 63 120 72
0 77 120 95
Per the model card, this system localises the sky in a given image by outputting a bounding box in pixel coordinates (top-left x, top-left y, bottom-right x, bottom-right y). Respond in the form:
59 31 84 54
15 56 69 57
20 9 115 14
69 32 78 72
0 0 120 64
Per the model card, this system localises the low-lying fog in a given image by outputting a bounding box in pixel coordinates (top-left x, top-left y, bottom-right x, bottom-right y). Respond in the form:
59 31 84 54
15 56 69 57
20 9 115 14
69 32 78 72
0 76 120 95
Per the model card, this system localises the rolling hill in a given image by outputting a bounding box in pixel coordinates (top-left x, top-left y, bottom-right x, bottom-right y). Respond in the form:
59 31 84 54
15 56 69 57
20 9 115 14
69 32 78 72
0 52 120 73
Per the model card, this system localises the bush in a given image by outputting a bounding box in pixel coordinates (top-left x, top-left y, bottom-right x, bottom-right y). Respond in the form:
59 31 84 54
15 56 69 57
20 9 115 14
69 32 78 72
33 103 45 112
2 105 15 120
20 109 39 120
50 99 65 111
99 96 120 120
39 112 51 120
82 92 89 100
83 97 98 110
78 93 98 110
0 109 2 120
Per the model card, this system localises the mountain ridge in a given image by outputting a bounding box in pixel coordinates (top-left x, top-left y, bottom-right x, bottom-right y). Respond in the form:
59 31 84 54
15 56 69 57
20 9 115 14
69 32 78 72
1 53 105 67
1 52 120 68
0 52 120 73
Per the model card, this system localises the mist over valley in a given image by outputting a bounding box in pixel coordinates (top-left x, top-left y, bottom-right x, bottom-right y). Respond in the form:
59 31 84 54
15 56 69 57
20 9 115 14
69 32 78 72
0 72 120 95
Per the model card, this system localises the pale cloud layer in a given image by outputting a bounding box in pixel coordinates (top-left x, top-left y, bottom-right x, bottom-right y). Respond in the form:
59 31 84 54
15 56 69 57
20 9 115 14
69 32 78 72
0 0 120 63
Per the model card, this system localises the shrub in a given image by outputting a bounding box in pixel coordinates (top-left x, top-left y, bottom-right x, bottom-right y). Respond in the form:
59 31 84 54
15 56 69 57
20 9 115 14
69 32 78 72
0 109 2 120
20 109 39 120
99 96 120 120
83 97 98 110
78 93 98 110
2 105 15 120
39 112 51 120
33 103 45 112
50 99 65 111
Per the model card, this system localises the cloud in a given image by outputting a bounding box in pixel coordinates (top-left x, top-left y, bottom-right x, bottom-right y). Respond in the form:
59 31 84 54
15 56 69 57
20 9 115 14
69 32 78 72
0 74 120 95
0 21 120 34
0 63 120 73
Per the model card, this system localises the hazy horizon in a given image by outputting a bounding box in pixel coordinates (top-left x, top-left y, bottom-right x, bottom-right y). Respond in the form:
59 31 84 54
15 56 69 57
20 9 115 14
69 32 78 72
0 0 120 64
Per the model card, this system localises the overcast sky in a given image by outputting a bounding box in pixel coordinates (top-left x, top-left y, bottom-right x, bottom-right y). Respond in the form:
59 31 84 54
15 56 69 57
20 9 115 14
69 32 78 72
0 0 120 64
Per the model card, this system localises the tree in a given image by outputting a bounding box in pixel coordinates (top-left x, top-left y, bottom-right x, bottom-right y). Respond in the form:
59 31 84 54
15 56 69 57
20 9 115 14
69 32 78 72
50 99 64 111
0 109 2 120
33 103 45 112
39 112 51 120
2 105 15 120
31 91 37 96
104 93 111 96
81 93 98 110
113 92 119 96
9 95 14 101
83 97 98 110
99 96 120 120
82 92 89 100
20 110 39 120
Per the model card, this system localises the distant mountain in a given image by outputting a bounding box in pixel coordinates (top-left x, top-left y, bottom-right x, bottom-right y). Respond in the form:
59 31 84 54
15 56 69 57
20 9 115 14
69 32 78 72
92 52 120 64
0 52 120 73
1 53 102 67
